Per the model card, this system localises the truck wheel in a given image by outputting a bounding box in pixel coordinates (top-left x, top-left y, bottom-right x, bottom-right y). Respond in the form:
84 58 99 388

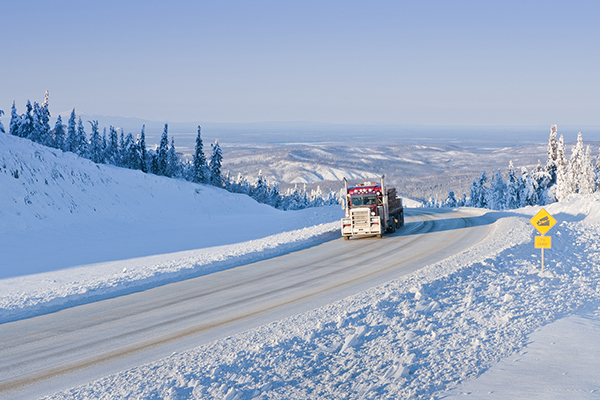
344 236 350 240
377 234 382 239
400 213 405 226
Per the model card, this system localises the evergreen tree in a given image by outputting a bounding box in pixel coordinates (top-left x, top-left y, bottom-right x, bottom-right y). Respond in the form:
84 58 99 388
76 117 88 156
39 90 52 146
504 161 520 209
520 167 538 207
88 120 103 163
157 124 169 176
209 139 223 186
31 101 43 143
0 110 4 134
533 160 552 204
580 145 596 195
485 169 505 210
139 125 148 173
567 132 585 195
121 132 136 169
64 109 78 152
104 126 119 165
443 190 457 208
268 182 281 208
554 135 569 201
468 171 487 208
18 100 34 139
9 101 19 136
546 125 558 186
52 115 66 150
119 130 125 166
166 138 181 178
251 170 270 203
150 150 160 175
192 125 208 183
101 128 108 162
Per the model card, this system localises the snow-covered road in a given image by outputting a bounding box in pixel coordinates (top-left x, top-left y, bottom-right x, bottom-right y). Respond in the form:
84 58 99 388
0 208 493 399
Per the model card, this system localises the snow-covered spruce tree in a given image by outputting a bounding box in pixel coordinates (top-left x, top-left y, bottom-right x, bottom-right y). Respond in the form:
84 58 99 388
566 132 585 195
166 138 181 178
52 115 66 150
251 170 270 204
580 145 597 195
504 161 520 209
209 139 223 186
31 102 43 143
485 169 505 210
121 132 137 169
64 109 78 153
546 125 558 186
227 172 250 195
192 125 208 183
157 124 169 176
519 166 538 207
533 160 553 204
9 101 19 136
554 134 569 201
0 110 4 134
467 171 487 208
443 190 457 208
18 100 34 139
104 126 119 165
39 91 52 147
88 120 104 163
139 125 148 173
76 117 88 156
118 131 125 166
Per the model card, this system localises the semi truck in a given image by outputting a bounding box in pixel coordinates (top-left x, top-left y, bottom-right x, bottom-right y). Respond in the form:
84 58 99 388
341 176 404 240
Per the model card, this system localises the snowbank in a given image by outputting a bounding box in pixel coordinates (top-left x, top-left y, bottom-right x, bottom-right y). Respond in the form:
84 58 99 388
43 195 600 399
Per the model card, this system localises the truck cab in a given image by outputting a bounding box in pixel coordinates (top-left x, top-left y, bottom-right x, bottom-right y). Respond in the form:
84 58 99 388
341 176 404 240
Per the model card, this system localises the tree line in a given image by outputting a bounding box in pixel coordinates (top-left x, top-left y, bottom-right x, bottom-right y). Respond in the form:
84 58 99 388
3 92 338 210
431 125 600 209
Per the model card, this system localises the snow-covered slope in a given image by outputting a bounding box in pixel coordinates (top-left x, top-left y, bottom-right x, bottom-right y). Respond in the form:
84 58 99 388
0 132 342 281
40 195 600 399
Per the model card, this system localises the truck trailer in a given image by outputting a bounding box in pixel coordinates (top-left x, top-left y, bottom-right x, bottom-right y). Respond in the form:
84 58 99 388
341 176 404 239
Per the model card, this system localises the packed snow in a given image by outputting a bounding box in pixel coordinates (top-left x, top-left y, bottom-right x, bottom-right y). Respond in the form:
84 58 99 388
3 130 600 399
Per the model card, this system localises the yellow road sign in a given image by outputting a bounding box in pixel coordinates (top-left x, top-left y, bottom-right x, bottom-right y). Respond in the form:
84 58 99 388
535 236 551 249
529 208 557 235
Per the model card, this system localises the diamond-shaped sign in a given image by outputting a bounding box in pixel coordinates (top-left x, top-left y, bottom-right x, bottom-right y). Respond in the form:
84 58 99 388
529 208 557 235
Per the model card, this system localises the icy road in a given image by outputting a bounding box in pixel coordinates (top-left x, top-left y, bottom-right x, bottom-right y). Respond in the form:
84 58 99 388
0 208 492 399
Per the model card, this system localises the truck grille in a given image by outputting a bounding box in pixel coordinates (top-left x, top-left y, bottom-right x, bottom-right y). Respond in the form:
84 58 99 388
351 209 370 227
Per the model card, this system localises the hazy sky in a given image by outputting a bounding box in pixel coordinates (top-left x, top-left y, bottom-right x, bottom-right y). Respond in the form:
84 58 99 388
2 0 599 126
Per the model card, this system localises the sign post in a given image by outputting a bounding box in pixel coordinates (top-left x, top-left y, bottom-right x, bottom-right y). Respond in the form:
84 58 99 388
529 209 557 273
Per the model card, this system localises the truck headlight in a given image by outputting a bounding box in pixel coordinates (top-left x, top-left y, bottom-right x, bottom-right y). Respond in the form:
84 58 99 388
371 211 375 216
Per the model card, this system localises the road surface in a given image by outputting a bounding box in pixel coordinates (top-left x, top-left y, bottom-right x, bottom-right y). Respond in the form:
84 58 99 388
0 208 495 399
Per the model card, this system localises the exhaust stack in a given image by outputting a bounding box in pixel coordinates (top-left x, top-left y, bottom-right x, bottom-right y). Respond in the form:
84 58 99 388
343 177 349 217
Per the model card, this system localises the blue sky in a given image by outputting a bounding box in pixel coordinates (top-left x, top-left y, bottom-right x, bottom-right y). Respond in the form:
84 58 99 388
2 0 599 126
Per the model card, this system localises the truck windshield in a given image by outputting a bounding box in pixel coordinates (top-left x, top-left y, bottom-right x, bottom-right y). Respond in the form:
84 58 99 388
351 196 377 206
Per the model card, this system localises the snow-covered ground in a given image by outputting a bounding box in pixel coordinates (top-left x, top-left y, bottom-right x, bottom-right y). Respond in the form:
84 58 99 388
3 131 600 399
39 197 600 399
